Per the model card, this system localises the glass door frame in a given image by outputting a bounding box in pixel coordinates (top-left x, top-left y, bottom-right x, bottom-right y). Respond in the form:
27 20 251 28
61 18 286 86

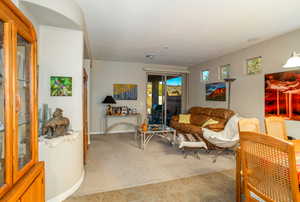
11 20 38 183
0 0 38 198
0 13 14 197
146 72 187 126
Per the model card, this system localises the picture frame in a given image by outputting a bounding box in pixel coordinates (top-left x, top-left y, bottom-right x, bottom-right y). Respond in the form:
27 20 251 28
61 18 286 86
205 82 226 101
246 56 262 75
113 84 137 100
50 76 72 96
265 70 300 121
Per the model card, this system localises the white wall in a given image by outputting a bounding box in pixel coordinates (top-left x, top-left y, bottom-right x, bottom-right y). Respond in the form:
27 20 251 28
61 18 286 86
189 28 300 138
21 0 84 28
39 25 83 131
12 0 40 34
39 132 84 200
38 25 84 200
91 60 188 134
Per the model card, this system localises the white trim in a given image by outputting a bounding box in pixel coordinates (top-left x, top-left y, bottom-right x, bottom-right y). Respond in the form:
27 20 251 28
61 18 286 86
143 67 190 73
89 130 135 135
47 170 85 202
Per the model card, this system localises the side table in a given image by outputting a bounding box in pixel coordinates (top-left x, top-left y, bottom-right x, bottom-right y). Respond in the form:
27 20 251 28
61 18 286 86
136 125 176 150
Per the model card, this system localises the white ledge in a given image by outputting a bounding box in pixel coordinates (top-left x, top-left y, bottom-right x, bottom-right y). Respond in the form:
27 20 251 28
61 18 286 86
39 131 80 148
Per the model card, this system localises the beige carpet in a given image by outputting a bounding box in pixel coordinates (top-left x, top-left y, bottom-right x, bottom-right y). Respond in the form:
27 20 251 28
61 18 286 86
73 133 235 196
65 169 235 202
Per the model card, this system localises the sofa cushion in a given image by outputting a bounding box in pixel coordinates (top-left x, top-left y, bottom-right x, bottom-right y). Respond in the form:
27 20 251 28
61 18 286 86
188 124 203 134
189 107 213 116
210 108 235 120
207 123 225 130
190 115 210 126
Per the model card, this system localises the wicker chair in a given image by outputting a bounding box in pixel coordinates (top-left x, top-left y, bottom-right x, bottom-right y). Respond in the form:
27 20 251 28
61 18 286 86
264 116 300 159
265 116 288 140
240 131 300 202
236 118 260 202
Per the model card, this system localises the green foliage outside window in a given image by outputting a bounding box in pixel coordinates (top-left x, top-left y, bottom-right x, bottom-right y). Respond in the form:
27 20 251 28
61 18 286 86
202 70 210 81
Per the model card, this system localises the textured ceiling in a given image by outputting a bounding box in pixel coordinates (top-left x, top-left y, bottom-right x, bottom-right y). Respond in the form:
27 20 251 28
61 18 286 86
75 0 300 66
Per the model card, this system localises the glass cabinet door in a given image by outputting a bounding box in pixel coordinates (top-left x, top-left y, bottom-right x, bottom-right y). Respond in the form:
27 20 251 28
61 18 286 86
0 21 5 187
16 34 32 171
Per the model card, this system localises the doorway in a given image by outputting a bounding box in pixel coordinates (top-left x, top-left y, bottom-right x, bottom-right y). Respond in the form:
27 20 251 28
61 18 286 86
146 73 186 126
83 68 88 164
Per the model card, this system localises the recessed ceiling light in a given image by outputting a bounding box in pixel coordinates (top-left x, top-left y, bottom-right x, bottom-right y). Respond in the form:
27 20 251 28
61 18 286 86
145 54 155 59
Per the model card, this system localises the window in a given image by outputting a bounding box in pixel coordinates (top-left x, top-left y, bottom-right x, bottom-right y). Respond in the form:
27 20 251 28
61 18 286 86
201 70 210 81
246 56 262 75
219 64 230 80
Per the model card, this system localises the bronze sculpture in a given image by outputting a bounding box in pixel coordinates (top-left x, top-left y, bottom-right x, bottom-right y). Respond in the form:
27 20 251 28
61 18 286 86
42 108 70 138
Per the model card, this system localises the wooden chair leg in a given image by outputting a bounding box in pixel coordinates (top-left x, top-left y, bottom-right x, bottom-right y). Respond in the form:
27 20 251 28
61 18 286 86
236 147 242 202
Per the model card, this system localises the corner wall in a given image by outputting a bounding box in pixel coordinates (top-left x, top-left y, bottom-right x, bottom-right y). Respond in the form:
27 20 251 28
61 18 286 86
38 25 84 200
189 28 300 138
39 25 83 131
90 60 188 134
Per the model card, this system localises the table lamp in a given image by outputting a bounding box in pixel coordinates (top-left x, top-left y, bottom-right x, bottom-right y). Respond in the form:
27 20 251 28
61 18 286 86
102 96 116 115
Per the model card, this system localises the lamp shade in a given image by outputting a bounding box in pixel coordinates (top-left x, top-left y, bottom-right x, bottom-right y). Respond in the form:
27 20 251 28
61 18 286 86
102 96 116 104
224 78 236 82
283 51 300 68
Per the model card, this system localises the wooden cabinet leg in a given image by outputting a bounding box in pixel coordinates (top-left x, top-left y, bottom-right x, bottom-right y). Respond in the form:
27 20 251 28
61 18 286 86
236 147 242 202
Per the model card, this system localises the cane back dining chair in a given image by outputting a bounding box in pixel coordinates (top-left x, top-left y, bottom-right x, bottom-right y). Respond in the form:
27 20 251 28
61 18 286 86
265 116 288 140
236 118 261 202
240 131 300 202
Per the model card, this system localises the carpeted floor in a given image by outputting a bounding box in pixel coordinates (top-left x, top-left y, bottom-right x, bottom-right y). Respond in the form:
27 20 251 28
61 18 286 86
65 169 235 202
71 133 235 197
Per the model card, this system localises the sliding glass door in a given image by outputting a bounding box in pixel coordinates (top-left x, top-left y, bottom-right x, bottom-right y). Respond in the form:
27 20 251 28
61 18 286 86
147 73 185 126
147 75 165 125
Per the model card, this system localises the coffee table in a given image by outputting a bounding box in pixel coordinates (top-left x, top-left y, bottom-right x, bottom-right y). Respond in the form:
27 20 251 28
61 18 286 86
135 124 176 150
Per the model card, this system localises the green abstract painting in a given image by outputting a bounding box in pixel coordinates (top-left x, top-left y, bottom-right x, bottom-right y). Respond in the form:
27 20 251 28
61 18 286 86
247 56 262 75
50 76 72 96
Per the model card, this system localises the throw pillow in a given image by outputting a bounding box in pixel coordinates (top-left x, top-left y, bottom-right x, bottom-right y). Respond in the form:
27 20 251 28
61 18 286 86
178 114 191 124
202 119 219 128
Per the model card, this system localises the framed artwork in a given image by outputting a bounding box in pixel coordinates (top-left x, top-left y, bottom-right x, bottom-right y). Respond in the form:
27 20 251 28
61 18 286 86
265 70 300 120
247 56 262 75
50 76 72 96
206 82 226 101
219 64 230 80
113 84 137 100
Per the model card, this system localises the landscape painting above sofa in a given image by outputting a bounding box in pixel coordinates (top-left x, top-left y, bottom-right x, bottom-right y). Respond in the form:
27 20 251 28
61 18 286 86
205 82 226 101
265 70 300 120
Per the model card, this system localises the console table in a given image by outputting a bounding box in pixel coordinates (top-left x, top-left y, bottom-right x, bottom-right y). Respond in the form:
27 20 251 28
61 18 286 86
104 114 142 135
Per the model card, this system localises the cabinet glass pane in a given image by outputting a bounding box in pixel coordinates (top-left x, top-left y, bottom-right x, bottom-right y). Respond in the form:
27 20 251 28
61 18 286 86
17 34 31 169
0 21 5 186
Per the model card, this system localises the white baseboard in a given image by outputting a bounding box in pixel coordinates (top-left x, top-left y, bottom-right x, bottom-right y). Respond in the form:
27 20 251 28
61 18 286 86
47 170 85 202
89 130 135 135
